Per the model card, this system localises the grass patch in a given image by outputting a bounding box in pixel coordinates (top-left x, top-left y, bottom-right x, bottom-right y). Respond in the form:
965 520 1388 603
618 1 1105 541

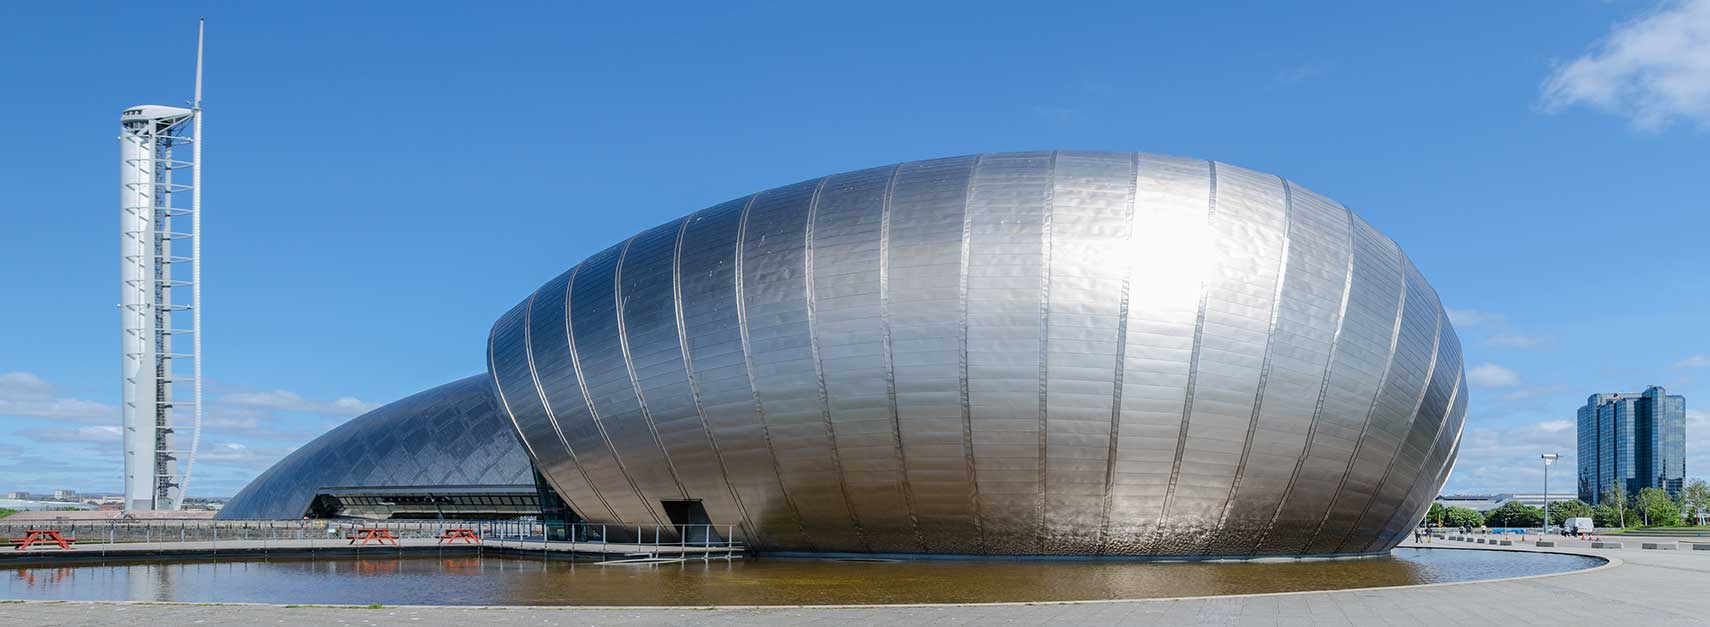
365 604 384 609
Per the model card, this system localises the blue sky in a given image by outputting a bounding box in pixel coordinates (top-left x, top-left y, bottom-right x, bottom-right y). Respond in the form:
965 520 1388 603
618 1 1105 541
1 1 1706 498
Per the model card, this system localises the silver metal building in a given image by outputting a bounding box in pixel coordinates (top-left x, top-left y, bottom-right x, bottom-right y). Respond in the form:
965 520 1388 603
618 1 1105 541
223 150 1466 559
488 151 1467 557
118 21 205 510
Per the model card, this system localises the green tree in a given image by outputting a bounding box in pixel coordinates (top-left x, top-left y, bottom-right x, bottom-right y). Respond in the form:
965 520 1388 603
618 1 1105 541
0 508 15 519
1602 481 1629 528
1592 503 1623 528
1425 502 1447 526
1441 506 1484 528
1484 501 1544 528
1636 487 1682 527
1546 499 1593 523
1680 479 1710 525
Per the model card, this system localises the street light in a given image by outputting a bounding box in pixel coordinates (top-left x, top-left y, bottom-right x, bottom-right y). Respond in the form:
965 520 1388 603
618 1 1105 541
1542 453 1560 532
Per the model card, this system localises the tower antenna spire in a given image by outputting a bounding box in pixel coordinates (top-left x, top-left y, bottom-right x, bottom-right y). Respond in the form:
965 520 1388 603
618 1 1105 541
180 17 206 508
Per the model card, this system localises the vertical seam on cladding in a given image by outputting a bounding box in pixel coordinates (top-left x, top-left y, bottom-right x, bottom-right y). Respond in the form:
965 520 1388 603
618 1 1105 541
1156 159 1217 549
1208 175 1293 555
672 211 759 542
733 192 812 546
803 175 868 550
957 154 987 554
1300 225 1408 554
613 235 690 500
1251 198 1357 555
1097 152 1141 554
877 163 927 553
1035 151 1058 551
488 311 572 514
523 282 618 521
564 257 667 527
1369 364 1461 552
1334 256 1441 554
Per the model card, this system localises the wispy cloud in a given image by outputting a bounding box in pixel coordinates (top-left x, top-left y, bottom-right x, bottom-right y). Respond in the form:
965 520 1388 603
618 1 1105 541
1443 418 1577 494
1487 333 1556 350
220 389 379 417
1675 354 1708 369
1447 308 1506 328
0 371 116 423
0 371 381 495
1275 64 1319 85
1468 362 1522 388
1540 0 1710 132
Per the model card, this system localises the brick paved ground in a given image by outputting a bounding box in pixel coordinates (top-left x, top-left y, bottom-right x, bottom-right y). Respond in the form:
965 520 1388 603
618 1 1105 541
1 539 1703 626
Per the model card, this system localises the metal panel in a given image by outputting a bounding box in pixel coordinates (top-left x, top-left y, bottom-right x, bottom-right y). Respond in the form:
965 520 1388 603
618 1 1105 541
1368 337 1466 552
886 155 983 554
492 294 616 522
1255 210 1401 555
1156 163 1288 555
572 235 690 533
1346 281 1453 552
536 257 664 528
1038 151 1135 554
1209 183 1350 556
678 198 807 548
810 165 922 553
619 217 756 541
741 178 866 550
1306 250 1438 555
1104 154 1211 555
965 151 1053 555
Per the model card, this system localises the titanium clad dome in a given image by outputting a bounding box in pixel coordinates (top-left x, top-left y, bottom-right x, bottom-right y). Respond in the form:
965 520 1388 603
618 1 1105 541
218 375 533 520
488 151 1467 557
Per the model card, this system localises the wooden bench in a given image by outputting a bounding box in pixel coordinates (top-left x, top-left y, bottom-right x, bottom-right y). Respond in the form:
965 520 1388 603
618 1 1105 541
346 528 400 545
435 529 481 544
10 530 75 550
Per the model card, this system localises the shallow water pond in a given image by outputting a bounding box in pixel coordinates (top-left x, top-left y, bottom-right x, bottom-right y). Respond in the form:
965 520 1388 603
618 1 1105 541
1 548 1602 606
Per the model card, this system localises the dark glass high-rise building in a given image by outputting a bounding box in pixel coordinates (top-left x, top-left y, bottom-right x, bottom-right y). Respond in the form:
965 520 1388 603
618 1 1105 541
1577 386 1686 504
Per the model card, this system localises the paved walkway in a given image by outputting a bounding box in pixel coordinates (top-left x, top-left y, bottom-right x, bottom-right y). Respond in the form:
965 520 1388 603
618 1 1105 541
2 539 1706 626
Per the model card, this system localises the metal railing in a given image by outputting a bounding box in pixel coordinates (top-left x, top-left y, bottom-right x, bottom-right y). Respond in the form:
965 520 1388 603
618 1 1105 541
0 519 745 560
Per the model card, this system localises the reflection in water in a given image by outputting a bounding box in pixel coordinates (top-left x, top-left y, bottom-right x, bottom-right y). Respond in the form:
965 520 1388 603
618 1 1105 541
1 548 1601 606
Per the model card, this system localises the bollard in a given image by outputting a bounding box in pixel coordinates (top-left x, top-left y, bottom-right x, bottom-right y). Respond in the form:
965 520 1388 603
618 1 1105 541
1591 541 1623 549
1498 539 1513 546
1642 542 1677 550
1536 540 1556 547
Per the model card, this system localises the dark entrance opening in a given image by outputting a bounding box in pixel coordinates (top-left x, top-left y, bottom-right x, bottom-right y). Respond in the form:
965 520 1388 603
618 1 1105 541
532 468 587 541
661 499 720 544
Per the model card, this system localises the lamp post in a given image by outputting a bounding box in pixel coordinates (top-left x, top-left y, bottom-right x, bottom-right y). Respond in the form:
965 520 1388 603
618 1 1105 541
1542 453 1560 532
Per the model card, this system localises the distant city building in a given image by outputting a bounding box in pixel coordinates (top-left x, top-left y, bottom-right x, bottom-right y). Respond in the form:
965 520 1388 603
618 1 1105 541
1434 493 1577 513
1577 386 1686 504
2 491 29 500
52 489 77 500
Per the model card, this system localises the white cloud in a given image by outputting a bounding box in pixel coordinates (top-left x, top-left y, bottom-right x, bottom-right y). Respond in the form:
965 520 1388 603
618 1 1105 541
19 425 123 443
1487 333 1556 350
1447 308 1505 328
0 371 116 423
1541 0 1710 131
1468 362 1521 388
1676 354 1709 369
1442 419 1578 494
220 389 379 417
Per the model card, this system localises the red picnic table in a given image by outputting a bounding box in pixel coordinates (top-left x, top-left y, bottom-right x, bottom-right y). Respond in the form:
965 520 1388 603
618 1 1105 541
346 528 400 545
10 529 75 550
435 528 481 545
